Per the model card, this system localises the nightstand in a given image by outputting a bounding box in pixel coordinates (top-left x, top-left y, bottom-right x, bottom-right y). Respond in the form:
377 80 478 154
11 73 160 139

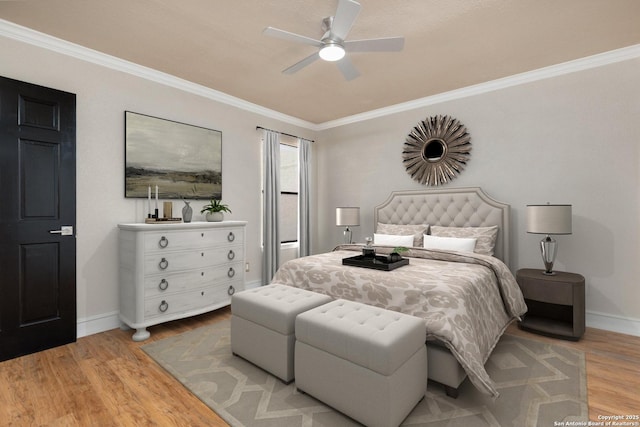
516 268 585 341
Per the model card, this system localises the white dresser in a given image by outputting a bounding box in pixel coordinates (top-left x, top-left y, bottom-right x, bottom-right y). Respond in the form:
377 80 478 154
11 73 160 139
118 221 247 341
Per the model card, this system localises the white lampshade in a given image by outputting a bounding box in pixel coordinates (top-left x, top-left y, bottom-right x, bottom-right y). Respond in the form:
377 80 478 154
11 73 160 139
336 207 360 226
319 43 345 62
526 204 572 235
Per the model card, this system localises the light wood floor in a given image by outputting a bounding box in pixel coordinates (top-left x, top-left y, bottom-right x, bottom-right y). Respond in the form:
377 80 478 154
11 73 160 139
1 307 638 426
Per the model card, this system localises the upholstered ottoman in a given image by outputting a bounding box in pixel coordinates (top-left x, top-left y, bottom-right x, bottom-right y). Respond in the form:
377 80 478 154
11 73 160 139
295 299 427 427
230 283 332 382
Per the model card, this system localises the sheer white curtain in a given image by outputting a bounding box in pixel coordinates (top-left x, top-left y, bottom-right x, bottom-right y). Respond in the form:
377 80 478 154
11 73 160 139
298 138 312 257
262 130 281 284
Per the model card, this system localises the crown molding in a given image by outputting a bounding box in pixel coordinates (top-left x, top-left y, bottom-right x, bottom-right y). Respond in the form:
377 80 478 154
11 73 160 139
2 19 638 133
316 43 640 130
0 19 316 130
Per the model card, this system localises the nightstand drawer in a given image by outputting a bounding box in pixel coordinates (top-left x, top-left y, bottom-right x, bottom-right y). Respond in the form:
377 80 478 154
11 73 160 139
519 277 573 305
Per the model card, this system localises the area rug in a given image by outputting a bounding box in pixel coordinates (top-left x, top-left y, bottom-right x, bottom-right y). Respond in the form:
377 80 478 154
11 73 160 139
142 320 588 427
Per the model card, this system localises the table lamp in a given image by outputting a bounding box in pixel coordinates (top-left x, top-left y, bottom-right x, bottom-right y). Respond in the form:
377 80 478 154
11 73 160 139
336 207 360 244
526 204 572 275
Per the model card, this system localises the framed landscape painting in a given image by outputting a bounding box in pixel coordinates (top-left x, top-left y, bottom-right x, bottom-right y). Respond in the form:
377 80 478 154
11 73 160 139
125 111 222 199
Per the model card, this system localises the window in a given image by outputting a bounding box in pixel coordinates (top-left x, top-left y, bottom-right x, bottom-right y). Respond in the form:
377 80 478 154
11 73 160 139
279 137 299 244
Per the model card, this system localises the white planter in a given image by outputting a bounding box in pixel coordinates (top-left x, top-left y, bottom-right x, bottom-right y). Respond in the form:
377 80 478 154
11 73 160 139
206 212 224 222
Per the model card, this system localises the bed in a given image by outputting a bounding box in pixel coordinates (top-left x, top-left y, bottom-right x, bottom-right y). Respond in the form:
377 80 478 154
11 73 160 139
271 187 527 398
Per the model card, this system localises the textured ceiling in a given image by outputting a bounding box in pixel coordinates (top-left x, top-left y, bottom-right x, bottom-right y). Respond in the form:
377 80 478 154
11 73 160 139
1 0 639 124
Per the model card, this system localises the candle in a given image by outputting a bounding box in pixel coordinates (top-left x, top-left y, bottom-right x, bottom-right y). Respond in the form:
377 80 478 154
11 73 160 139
155 185 158 209
147 185 151 217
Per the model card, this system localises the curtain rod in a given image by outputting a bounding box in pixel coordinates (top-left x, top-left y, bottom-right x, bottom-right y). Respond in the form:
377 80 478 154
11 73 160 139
256 126 314 142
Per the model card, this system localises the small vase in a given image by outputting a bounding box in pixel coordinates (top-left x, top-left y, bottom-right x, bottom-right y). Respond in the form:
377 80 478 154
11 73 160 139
388 252 402 262
206 212 224 222
182 201 193 223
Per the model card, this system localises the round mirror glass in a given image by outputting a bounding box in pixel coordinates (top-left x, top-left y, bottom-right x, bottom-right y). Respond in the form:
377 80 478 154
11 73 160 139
422 138 447 162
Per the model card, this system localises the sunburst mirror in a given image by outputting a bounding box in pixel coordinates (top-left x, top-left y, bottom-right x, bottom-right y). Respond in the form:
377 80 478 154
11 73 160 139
402 115 471 186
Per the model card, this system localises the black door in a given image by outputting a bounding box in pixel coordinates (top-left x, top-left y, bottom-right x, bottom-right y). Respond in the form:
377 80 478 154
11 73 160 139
0 76 77 362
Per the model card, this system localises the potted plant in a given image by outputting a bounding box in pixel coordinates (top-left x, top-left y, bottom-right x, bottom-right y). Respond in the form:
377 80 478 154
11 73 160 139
200 198 231 222
389 246 409 262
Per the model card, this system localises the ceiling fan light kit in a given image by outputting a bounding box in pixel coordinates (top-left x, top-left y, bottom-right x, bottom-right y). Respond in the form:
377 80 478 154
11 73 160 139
319 43 345 62
263 0 404 80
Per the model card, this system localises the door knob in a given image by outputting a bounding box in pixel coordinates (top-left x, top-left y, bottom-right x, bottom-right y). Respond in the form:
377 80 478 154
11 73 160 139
49 226 74 236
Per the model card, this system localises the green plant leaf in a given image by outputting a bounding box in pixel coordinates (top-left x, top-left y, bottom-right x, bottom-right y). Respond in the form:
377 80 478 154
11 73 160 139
200 198 232 214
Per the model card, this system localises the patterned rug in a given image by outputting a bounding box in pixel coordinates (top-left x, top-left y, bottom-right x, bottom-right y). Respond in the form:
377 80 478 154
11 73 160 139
142 320 588 427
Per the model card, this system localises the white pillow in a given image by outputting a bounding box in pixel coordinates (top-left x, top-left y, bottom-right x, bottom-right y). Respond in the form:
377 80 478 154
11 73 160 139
373 233 414 247
423 235 477 252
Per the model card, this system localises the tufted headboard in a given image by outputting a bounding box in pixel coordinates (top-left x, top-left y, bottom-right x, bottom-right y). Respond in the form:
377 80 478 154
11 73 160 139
374 187 511 266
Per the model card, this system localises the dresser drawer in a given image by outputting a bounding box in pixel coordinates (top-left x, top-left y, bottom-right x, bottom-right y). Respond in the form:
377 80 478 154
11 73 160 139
144 227 244 252
144 261 244 297
144 245 243 274
144 284 235 319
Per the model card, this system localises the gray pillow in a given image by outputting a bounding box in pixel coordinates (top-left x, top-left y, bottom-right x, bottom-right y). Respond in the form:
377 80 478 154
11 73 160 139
430 225 498 256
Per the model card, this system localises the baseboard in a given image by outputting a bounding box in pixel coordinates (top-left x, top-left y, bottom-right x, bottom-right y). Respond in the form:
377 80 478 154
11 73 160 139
244 279 262 290
77 310 122 339
77 280 264 338
77 288 638 339
586 310 640 337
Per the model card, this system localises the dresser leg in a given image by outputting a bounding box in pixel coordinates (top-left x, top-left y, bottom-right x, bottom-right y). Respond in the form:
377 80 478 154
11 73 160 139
132 328 150 341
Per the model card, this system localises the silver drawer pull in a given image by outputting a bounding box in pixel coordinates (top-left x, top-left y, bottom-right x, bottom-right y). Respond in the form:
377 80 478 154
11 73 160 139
158 236 169 248
228 250 235 260
159 300 169 312
228 267 235 278
227 232 235 242
228 285 235 296
158 279 169 291
159 258 169 270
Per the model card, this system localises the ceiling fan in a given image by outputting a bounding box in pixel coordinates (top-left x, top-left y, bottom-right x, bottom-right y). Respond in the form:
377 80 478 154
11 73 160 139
263 0 404 81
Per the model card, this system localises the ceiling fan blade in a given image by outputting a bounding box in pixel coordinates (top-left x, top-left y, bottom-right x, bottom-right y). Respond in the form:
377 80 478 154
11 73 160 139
331 0 361 41
263 27 322 47
345 37 405 52
282 52 320 75
336 56 360 81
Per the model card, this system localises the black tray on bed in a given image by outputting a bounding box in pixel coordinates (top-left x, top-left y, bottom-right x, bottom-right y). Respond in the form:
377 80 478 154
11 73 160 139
342 254 409 271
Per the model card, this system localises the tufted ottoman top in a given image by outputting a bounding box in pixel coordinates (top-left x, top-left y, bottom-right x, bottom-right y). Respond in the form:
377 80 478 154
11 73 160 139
231 284 332 335
295 299 426 376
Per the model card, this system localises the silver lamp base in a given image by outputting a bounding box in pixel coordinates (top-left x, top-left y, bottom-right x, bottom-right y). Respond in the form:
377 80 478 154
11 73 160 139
540 234 558 275
343 226 352 244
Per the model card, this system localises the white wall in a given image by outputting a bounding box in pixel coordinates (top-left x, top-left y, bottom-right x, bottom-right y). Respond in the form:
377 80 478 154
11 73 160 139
2 28 638 337
315 58 640 335
0 34 316 334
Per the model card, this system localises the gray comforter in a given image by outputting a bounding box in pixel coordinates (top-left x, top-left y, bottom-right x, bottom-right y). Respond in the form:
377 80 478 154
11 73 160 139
271 244 527 398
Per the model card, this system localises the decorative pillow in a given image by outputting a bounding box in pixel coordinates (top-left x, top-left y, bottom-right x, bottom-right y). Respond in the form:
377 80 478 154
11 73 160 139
423 235 477 253
430 225 498 256
373 233 414 247
376 223 429 247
